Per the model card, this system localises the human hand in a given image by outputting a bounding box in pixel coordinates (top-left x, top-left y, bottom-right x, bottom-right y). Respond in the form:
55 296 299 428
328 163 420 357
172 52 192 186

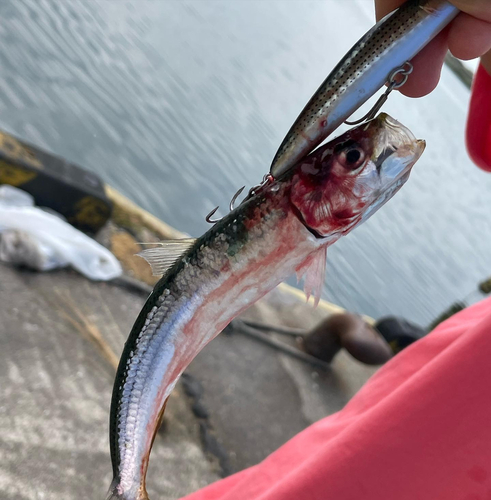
375 0 491 97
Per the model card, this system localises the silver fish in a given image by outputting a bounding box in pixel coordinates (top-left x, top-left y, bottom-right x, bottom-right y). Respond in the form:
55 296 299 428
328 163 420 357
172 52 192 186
106 114 424 500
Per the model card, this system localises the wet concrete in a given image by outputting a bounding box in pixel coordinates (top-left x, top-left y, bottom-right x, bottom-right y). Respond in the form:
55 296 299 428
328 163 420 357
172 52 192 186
0 262 380 499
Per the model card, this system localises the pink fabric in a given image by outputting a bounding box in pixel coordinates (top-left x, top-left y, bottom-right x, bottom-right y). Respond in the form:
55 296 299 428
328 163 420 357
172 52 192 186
182 297 491 500
466 63 491 172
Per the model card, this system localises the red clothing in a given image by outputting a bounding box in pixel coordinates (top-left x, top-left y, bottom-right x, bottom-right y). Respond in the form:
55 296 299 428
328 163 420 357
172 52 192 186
182 297 491 500
466 63 491 172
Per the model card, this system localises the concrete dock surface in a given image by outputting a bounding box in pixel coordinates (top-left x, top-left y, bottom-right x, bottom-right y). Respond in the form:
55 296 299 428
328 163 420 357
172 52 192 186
0 262 380 499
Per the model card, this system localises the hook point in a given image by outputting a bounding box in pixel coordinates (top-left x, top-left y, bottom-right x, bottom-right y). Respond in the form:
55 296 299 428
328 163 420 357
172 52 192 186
205 206 221 224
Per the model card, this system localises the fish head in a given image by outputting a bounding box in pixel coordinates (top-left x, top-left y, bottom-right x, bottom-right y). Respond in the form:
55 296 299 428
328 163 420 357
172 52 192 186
289 113 425 237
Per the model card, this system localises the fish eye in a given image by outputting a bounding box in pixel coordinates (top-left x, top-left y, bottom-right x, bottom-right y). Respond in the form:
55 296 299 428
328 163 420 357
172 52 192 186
346 149 361 164
338 145 365 170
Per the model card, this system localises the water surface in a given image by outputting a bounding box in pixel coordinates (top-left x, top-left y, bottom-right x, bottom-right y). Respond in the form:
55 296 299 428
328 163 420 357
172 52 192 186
0 0 490 326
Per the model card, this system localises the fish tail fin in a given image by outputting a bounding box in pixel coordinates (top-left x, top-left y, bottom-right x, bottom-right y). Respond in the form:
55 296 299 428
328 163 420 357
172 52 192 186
105 492 122 500
105 479 123 500
105 479 150 500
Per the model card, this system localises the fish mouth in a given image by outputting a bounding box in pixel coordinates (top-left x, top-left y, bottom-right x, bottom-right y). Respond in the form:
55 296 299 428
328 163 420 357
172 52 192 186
360 114 425 222
370 113 425 182
373 113 417 153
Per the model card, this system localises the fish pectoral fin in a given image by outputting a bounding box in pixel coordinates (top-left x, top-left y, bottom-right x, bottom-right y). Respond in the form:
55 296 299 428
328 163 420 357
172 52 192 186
295 246 327 308
136 238 197 276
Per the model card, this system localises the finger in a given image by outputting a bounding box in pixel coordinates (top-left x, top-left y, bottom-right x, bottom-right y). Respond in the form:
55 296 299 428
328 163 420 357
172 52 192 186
374 1 491 97
398 29 449 97
376 0 491 22
449 0 491 23
374 1 447 97
448 13 491 60
374 0 404 20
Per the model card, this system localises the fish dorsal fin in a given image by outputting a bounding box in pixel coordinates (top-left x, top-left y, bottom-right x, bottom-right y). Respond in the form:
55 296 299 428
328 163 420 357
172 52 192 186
136 238 196 276
295 247 327 308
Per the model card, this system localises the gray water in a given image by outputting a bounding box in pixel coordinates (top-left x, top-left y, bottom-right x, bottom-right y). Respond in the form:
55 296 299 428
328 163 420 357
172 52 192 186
0 0 490 326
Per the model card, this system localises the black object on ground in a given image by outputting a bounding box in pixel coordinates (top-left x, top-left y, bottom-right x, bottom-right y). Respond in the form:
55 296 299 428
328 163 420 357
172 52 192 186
181 373 233 477
303 313 393 365
233 313 394 367
375 316 427 353
479 277 491 295
0 129 112 233
232 319 331 370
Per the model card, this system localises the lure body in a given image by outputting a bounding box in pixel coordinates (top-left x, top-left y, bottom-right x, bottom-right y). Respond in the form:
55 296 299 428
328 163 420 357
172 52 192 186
270 0 457 178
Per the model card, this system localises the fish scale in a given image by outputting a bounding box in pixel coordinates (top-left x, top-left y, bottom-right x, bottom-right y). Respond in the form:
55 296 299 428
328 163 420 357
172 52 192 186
109 187 293 498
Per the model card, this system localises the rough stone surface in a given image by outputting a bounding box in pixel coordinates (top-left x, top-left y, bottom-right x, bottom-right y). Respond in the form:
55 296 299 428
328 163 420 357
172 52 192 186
0 262 380 499
0 264 219 500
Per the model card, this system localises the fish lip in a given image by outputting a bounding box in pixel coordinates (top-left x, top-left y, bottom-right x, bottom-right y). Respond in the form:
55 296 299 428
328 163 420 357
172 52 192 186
370 113 425 181
361 114 424 223
372 112 418 157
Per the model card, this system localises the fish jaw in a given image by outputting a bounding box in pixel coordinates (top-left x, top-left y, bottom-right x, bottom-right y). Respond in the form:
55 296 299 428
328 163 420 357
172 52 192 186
359 114 425 221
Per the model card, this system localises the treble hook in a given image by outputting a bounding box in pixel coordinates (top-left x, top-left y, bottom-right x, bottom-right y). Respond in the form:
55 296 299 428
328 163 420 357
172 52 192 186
230 186 245 211
205 174 275 224
246 173 274 200
205 206 221 224
345 62 413 126
205 185 245 224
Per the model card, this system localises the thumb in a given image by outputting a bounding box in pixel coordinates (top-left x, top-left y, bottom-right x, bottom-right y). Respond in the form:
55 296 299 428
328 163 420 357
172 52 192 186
449 0 491 23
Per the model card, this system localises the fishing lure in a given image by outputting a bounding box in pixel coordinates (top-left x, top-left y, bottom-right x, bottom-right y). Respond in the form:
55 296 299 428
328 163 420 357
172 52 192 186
270 0 458 178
